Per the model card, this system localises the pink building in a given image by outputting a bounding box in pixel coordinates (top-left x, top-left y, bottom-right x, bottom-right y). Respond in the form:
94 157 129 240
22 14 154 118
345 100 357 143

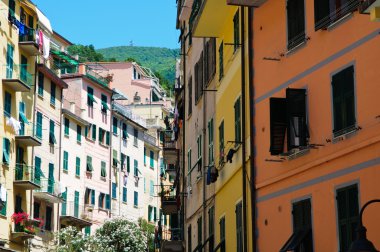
60 64 113 234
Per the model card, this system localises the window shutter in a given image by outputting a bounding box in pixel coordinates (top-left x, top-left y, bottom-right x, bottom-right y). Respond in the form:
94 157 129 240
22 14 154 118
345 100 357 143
234 98 241 144
76 157 80 176
91 190 95 205
122 123 127 139
188 76 193 116
287 0 305 50
38 72 44 96
270 98 287 155
92 124 96 141
127 156 130 173
314 0 330 30
4 92 11 116
106 131 110 145
50 83 56 105
101 161 106 177
286 88 308 150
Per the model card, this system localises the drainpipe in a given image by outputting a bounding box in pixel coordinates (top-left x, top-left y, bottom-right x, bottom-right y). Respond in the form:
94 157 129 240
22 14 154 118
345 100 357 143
240 6 248 252
181 21 187 242
57 89 64 232
248 7 257 252
202 37 208 248
118 118 122 217
109 99 113 218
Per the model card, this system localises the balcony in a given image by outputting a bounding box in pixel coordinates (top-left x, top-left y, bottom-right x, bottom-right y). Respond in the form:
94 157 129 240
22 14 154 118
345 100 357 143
163 131 179 164
360 0 380 20
166 164 177 179
13 164 41 190
15 123 42 147
143 132 157 147
19 28 39 56
60 202 92 229
11 216 39 243
2 64 33 92
34 179 63 203
162 196 178 215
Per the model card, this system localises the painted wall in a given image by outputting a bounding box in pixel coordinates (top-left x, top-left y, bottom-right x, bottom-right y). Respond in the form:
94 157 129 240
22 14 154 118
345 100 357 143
253 1 380 251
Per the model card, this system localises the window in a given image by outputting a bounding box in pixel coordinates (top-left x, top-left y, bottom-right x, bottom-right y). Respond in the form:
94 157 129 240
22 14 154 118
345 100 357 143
36 113 42 140
87 86 95 107
106 131 110 146
122 187 127 203
38 72 44 96
45 206 52 231
148 205 154 222
134 191 138 207
209 206 215 250
2 138 10 165
314 0 359 31
75 157 80 177
134 160 139 177
113 150 118 168
63 151 68 171
287 0 305 50
84 226 91 236
150 180 154 197
219 42 224 81
50 82 56 106
64 118 69 136
197 216 202 250
85 188 95 205
332 65 356 137
106 194 110 209
86 156 93 172
233 10 240 52
133 128 138 146
126 156 131 173
234 97 241 146
6 44 14 79
188 225 192 252
269 89 308 155
219 121 225 164
33 202 40 219
208 118 214 165
122 123 127 139
150 150 154 168
236 202 243 252
220 217 226 252
121 153 126 170
280 198 313 252
197 135 202 162
188 149 192 173
98 193 105 208
112 182 117 199
205 38 216 84
101 161 107 178
99 128 106 144
0 186 6 216
92 124 96 141
77 125 82 142
195 52 204 103
101 94 108 114
113 117 118 134
336 184 359 252
188 76 193 116
49 120 57 145
4 91 11 117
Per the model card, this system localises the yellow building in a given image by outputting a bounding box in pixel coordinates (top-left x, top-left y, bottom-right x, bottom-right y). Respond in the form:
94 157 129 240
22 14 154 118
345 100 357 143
176 0 253 251
0 0 41 251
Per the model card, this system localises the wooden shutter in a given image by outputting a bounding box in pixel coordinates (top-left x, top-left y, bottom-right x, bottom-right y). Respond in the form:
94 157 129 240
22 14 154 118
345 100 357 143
270 98 287 155
188 76 193 115
234 98 241 144
286 88 308 150
235 202 243 252
314 0 330 30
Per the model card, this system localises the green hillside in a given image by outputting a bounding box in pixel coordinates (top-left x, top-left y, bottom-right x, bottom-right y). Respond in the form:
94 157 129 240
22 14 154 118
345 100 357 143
97 46 180 88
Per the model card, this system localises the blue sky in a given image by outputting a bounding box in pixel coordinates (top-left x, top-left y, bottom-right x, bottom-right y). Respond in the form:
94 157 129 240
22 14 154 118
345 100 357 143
32 0 180 49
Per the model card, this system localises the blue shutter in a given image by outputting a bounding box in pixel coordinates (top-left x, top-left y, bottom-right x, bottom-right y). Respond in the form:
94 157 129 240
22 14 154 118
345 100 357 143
106 194 110 209
122 187 127 203
134 191 138 207
91 190 95 205
50 82 56 106
150 151 154 168
4 92 11 117
112 183 117 199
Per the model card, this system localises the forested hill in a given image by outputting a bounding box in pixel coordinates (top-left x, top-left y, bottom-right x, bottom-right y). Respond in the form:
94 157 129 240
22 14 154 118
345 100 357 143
97 46 180 88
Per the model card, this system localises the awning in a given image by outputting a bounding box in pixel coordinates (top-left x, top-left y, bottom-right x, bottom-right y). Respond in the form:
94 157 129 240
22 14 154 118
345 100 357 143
51 50 79 66
36 7 52 33
19 112 29 124
87 93 97 104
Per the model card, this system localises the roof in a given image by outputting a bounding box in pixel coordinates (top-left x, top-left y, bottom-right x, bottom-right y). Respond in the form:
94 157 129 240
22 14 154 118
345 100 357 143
53 31 73 46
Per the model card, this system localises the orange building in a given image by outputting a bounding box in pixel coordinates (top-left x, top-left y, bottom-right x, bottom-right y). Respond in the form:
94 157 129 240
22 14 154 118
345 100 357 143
252 0 380 251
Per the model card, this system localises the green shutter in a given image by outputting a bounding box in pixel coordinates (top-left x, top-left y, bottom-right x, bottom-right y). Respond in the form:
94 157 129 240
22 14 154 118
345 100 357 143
2 138 10 164
0 189 6 216
50 83 56 106
64 118 70 136
38 72 44 96
84 226 91 236
36 112 42 139
85 125 89 138
49 120 57 144
219 121 224 163
98 128 103 142
101 94 108 113
112 183 117 199
105 194 110 209
134 191 138 207
123 187 127 203
106 131 110 146
92 124 96 141
150 151 154 168
113 117 118 134
122 123 128 139
91 190 95 205
77 125 81 142
127 156 130 173
150 180 154 196
6 44 14 79
75 157 80 177
34 156 42 185
63 151 68 171
233 10 240 51
86 156 93 172
219 42 224 80
4 92 11 117
101 161 106 177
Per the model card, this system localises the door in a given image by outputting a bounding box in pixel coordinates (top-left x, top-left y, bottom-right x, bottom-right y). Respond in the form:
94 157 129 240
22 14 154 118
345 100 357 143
14 195 23 232
48 163 54 194
15 147 24 180
74 191 79 218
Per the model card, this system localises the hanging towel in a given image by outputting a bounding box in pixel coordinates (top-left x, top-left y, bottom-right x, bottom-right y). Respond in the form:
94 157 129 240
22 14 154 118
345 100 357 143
6 117 21 134
0 185 6 202
38 30 44 50
42 33 50 59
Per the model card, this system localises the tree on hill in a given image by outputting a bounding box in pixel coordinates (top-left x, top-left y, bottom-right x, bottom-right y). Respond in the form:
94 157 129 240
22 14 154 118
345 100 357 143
67 44 105 62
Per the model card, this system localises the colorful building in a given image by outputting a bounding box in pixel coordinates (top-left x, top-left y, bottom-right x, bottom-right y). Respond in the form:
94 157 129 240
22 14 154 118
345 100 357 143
252 0 380 251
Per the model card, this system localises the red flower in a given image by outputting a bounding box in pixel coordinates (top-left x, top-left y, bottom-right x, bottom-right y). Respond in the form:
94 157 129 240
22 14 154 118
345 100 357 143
11 212 29 225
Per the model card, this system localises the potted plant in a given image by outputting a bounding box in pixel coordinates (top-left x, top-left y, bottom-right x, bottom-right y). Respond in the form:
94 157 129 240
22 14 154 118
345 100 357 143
11 212 37 235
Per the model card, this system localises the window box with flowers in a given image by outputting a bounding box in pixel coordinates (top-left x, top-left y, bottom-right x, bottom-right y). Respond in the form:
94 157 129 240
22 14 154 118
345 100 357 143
11 212 44 239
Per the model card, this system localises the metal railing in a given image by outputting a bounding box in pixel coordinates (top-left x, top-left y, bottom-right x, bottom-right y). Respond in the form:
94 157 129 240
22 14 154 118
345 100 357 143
112 103 147 128
86 66 110 87
17 122 38 138
35 178 61 197
143 132 157 146
61 202 92 221
19 27 36 43
14 164 39 185
3 64 33 88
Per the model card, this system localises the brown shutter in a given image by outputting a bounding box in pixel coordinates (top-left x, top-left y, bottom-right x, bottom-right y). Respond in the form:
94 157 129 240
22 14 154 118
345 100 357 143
270 98 287 155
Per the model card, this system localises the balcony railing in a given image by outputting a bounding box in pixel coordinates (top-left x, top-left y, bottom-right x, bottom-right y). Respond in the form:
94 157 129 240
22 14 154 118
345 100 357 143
61 202 92 228
16 123 42 146
2 64 33 92
112 103 147 128
143 132 157 146
163 130 176 149
34 179 62 203
14 164 41 190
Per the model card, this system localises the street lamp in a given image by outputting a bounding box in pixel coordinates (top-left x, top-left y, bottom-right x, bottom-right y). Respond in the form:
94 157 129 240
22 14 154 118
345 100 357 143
349 199 380 252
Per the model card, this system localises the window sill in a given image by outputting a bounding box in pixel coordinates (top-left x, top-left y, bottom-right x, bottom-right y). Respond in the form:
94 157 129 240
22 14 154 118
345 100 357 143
133 205 138 209
50 103 56 109
75 175 80 179
38 94 44 100
86 171 93 176
286 40 307 56
122 201 127 205
99 142 109 149
63 169 68 174
113 133 119 137
100 176 107 181
326 13 353 31
64 134 69 138
332 126 359 143
77 140 82 145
